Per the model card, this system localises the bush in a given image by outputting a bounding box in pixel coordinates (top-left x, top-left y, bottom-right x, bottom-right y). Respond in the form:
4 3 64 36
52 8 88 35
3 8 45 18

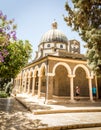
0 91 8 98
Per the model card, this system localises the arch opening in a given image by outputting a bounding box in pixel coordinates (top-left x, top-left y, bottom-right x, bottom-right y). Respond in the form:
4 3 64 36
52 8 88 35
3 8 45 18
53 65 70 96
74 67 89 97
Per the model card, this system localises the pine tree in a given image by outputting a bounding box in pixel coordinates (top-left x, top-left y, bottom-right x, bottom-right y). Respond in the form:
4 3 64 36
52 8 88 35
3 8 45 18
64 0 101 76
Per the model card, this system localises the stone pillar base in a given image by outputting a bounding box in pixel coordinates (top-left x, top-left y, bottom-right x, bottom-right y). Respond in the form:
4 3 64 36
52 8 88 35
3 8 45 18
69 99 76 103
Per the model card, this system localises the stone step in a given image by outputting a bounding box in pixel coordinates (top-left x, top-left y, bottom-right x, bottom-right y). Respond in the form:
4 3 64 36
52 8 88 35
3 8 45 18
16 96 101 115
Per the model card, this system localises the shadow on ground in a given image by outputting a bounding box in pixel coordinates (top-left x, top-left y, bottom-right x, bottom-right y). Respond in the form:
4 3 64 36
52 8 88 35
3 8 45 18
0 98 48 130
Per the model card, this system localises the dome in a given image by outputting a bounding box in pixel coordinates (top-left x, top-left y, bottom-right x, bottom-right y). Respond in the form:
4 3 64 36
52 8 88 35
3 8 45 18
40 22 68 44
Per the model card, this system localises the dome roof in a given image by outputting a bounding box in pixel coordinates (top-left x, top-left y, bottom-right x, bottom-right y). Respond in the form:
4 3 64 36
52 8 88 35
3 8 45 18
40 22 68 44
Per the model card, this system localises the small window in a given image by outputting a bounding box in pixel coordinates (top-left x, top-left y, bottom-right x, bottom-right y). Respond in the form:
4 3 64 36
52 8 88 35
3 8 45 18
71 44 74 49
54 48 57 51
75 44 79 49
60 44 63 48
36 82 38 86
47 44 50 47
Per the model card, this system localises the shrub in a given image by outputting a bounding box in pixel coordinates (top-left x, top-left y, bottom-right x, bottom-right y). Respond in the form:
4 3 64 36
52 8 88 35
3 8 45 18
0 91 8 98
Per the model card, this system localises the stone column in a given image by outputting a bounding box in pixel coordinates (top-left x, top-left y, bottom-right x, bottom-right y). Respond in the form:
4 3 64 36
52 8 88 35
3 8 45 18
16 78 18 88
14 79 17 92
19 77 22 93
14 79 16 87
38 75 42 98
68 75 75 102
95 76 98 99
88 77 93 101
27 76 31 93
24 76 27 93
16 78 19 93
32 76 36 96
45 74 54 103
21 79 24 92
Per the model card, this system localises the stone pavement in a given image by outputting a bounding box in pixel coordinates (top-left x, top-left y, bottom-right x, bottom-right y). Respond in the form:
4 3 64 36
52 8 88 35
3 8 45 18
15 93 101 130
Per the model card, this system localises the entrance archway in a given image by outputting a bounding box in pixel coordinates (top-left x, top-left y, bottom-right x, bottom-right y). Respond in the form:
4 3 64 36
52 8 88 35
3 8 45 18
53 65 70 96
41 67 46 94
35 71 38 92
74 66 89 98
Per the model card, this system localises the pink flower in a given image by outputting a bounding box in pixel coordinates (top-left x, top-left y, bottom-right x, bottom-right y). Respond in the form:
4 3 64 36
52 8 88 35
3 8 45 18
0 28 3 33
3 15 7 20
0 53 4 63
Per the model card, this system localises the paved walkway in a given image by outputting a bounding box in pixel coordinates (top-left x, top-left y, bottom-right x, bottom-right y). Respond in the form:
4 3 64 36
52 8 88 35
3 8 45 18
15 93 101 130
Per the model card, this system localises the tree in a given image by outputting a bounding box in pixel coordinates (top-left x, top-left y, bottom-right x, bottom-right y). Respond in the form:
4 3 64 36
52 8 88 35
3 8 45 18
0 40 32 79
0 11 32 89
64 0 101 76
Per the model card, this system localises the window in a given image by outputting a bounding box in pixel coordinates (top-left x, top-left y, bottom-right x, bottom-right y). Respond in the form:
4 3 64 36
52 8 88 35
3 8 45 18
71 44 74 49
60 44 63 48
75 44 79 49
54 48 57 51
36 82 38 87
47 44 50 47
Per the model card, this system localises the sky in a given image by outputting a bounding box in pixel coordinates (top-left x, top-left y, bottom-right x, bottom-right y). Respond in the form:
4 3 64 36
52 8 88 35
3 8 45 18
0 0 86 60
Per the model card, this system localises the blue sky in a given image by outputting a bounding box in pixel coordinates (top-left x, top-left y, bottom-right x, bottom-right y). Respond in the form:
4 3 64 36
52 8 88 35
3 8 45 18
0 0 86 59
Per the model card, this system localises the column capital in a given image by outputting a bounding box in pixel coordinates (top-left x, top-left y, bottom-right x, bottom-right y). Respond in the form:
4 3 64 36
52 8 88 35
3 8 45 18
24 75 27 79
47 73 55 77
28 76 31 79
38 75 42 78
32 75 36 78
86 76 93 79
68 74 75 78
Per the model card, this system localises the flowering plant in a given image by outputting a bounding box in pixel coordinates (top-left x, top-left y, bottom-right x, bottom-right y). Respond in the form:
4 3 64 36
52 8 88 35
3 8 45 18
0 10 32 80
0 10 17 63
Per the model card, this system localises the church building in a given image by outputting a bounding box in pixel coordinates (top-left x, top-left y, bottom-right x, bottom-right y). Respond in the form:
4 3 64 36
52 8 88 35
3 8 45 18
14 21 100 103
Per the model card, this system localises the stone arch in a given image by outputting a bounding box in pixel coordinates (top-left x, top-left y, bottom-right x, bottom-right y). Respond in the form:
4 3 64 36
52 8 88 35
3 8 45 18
28 68 34 93
73 64 90 78
34 66 40 92
40 63 47 76
29 68 34 77
39 63 47 94
34 66 40 76
25 69 30 92
52 62 72 76
24 69 30 78
52 62 71 97
21 69 29 92
21 71 26 87
23 70 29 84
73 64 90 97
22 70 26 77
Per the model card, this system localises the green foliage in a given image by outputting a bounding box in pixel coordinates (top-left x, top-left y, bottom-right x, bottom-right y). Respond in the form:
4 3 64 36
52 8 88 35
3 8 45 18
0 91 8 98
0 40 32 78
64 0 101 76
0 11 32 80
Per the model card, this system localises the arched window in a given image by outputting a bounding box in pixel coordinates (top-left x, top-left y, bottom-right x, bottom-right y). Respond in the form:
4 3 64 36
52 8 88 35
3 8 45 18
54 48 57 52
60 44 63 48
71 43 79 53
47 44 50 47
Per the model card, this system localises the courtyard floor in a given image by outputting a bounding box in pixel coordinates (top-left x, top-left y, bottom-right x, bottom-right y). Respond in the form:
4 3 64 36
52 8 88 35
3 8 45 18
14 93 101 130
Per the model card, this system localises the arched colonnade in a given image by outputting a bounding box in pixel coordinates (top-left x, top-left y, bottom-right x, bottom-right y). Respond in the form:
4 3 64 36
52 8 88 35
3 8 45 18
14 61 95 102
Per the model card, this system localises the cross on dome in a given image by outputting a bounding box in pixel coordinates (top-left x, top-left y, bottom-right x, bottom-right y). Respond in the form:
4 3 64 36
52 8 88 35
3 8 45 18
52 20 58 29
